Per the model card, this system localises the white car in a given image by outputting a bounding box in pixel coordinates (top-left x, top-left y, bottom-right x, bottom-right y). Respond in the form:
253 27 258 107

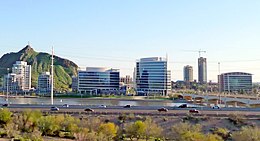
98 105 107 108
212 105 220 109
62 104 69 108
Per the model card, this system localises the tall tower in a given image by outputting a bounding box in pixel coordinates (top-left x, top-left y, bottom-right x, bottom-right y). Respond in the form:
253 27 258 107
183 65 193 82
12 61 31 90
198 57 207 84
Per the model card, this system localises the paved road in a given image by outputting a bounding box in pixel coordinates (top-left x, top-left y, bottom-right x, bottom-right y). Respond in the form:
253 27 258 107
3 104 260 117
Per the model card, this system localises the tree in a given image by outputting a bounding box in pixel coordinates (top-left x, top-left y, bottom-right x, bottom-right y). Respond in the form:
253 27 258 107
232 126 260 141
125 120 146 140
0 108 12 126
16 110 42 132
144 117 162 140
171 123 222 141
74 128 97 141
98 122 118 141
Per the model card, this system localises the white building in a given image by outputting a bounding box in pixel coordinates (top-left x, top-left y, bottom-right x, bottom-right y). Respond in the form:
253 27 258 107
11 61 32 91
37 72 51 94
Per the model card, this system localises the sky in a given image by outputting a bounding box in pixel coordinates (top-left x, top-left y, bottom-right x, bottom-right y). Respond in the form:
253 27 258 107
0 0 260 82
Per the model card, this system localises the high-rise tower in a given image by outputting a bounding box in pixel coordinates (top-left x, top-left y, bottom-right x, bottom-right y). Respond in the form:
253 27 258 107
198 57 207 84
183 65 193 82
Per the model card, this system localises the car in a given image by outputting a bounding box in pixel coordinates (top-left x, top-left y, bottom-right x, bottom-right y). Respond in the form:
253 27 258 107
212 105 220 109
98 105 107 108
178 104 188 108
84 108 94 112
62 104 69 108
2 104 9 107
124 105 131 108
50 107 59 111
157 107 168 112
189 109 200 114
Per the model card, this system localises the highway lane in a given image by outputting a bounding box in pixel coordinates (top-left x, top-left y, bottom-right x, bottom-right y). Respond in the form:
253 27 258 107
2 104 260 117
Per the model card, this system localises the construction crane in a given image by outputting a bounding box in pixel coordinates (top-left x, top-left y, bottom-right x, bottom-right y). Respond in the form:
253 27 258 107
182 49 206 57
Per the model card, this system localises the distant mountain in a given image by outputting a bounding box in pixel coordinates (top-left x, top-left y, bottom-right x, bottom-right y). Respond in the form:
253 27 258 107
0 45 78 91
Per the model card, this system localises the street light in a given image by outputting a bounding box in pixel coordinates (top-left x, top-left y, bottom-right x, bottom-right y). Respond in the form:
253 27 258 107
6 68 9 103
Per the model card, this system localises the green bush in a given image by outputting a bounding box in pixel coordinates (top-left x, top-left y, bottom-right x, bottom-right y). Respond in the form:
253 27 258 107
0 109 12 125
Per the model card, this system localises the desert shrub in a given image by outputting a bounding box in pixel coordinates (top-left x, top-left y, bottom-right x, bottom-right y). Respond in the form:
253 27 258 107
228 114 246 127
98 122 118 140
125 120 146 140
74 128 97 141
171 122 223 141
38 115 64 136
15 110 42 133
212 128 230 140
0 108 12 126
232 126 260 141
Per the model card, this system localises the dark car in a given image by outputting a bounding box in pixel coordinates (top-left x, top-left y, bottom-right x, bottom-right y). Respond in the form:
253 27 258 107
178 104 188 108
2 104 9 107
157 107 168 112
189 109 200 114
124 105 131 108
50 107 59 111
85 108 94 112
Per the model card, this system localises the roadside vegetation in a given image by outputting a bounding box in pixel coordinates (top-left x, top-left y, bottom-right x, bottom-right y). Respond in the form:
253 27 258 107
0 109 259 141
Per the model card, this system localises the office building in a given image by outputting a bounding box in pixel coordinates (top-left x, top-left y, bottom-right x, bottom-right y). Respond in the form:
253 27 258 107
198 57 207 84
71 76 78 92
218 72 252 93
134 57 171 96
11 61 32 91
78 67 120 94
3 73 19 92
183 65 193 82
37 72 51 94
120 75 132 84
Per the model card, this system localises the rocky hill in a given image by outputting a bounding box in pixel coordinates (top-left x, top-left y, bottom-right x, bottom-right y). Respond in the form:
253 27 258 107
0 45 78 91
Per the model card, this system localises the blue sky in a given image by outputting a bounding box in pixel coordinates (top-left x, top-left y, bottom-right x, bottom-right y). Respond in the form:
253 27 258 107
1 0 260 82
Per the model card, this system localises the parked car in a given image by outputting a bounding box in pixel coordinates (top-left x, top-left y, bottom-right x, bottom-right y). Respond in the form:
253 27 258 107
124 105 131 108
178 104 188 108
212 105 220 109
157 107 168 112
98 105 107 108
189 109 200 114
50 107 59 111
62 104 69 108
84 108 94 112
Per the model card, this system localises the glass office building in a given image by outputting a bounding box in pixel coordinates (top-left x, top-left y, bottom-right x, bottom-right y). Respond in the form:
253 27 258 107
134 57 171 96
78 67 120 95
218 72 252 93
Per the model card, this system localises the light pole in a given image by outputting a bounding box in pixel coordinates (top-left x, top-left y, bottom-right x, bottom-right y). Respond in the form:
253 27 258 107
6 68 9 103
218 62 221 105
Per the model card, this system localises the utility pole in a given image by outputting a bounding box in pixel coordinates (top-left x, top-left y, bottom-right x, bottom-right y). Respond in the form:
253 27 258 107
51 47 54 105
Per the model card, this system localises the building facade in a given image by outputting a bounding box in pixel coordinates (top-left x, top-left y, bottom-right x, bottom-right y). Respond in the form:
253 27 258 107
183 65 193 82
78 67 120 95
3 73 19 92
218 72 252 93
120 75 132 84
135 57 171 96
37 72 51 94
71 76 78 92
11 61 31 91
198 57 207 84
